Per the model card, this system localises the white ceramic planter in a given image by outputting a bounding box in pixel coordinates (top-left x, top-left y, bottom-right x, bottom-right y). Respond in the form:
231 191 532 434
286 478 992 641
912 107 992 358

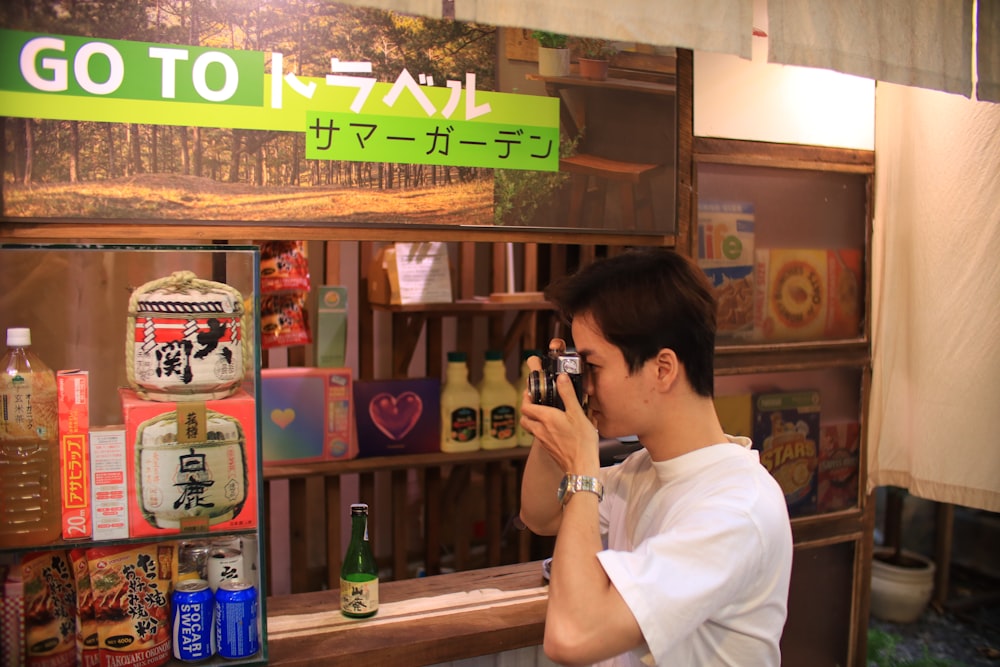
537 47 570 77
870 547 936 624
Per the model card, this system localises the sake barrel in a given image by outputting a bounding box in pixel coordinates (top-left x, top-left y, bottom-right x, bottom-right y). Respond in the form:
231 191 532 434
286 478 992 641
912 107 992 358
136 409 248 529
127 270 248 402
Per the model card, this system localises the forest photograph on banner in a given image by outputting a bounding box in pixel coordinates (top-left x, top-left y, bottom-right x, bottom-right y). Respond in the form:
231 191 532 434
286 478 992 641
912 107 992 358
0 0 560 227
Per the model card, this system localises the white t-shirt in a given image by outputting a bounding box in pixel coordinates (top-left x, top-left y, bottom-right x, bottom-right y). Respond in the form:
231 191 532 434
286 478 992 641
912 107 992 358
594 437 793 667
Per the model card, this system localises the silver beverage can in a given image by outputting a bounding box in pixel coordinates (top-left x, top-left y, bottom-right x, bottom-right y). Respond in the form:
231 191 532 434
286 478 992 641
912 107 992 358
179 540 212 581
207 546 244 591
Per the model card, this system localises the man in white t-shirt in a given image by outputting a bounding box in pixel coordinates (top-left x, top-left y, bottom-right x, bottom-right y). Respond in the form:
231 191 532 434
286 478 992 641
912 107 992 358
519 248 793 667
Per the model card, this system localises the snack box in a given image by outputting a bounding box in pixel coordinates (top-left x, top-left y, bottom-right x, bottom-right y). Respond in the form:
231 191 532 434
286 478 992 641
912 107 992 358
90 425 129 541
57 370 91 540
697 201 756 339
752 390 821 517
753 248 863 342
353 378 440 457
261 367 356 464
120 387 258 538
817 421 861 513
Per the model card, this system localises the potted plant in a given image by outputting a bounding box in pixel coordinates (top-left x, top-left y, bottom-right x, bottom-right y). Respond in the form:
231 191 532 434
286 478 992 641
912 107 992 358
571 36 616 80
870 487 937 624
532 31 570 77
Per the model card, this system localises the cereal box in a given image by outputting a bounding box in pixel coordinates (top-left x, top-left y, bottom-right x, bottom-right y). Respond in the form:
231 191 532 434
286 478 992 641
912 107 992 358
58 370 91 540
752 390 821 517
697 201 755 339
120 388 258 538
753 248 863 342
817 421 861 513
90 426 129 541
261 367 355 464
714 393 753 439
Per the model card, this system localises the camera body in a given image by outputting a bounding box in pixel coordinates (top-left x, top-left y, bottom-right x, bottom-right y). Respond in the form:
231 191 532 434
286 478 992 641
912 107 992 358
528 349 586 411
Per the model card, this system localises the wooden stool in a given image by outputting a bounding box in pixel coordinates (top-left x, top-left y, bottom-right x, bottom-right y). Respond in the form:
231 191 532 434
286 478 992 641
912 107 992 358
560 154 665 230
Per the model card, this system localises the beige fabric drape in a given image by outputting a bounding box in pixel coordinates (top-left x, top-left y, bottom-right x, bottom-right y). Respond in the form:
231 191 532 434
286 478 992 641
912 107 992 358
979 0 1000 102
869 82 1000 512
458 0 754 58
768 0 974 98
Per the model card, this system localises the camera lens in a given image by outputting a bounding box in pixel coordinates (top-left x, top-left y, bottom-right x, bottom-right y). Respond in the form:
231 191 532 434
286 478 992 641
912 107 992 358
527 370 556 407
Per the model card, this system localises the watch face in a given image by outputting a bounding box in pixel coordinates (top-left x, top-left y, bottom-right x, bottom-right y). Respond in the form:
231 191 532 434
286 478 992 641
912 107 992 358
557 475 570 502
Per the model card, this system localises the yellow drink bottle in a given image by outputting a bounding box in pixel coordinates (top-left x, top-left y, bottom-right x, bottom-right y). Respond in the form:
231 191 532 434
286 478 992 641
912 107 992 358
0 327 62 547
478 350 518 450
440 351 480 452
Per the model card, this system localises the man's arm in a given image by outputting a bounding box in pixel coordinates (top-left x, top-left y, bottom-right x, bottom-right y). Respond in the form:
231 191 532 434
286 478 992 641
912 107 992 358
524 374 646 665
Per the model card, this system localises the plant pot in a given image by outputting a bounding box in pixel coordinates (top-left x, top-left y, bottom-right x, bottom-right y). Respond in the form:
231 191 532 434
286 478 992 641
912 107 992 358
578 57 609 81
870 547 936 624
537 47 570 77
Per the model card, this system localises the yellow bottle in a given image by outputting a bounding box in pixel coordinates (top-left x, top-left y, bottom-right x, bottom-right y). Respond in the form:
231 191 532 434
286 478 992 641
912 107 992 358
478 350 519 450
516 350 540 447
0 327 62 547
440 352 480 453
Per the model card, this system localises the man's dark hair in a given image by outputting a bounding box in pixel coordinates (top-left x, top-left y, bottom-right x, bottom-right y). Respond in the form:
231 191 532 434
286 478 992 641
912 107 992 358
544 247 717 397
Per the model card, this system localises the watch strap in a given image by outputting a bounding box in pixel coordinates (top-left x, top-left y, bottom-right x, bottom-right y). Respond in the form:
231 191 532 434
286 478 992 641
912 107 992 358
559 474 604 505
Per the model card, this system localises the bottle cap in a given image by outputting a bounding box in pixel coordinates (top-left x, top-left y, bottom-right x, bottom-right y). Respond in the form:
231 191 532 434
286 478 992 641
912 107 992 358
6 328 31 347
447 351 467 362
485 350 503 361
350 503 369 514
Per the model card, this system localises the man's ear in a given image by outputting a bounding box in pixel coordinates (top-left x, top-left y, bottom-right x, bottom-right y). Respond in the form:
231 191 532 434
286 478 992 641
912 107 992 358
654 348 680 390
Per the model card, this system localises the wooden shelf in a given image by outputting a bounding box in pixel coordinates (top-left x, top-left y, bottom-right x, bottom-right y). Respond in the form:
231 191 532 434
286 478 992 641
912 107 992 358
714 339 870 375
0 217 675 246
263 447 530 481
526 72 677 96
370 297 554 314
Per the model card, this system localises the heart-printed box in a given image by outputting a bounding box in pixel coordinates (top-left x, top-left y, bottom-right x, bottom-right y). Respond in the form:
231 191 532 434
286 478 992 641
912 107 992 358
261 367 356 464
353 378 441 457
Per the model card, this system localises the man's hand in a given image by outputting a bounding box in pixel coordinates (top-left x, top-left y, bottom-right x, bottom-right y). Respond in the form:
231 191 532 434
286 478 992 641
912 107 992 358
520 347 599 476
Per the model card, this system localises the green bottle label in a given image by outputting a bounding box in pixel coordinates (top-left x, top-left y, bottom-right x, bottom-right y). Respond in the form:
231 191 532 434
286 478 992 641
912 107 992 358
488 405 516 440
450 407 478 442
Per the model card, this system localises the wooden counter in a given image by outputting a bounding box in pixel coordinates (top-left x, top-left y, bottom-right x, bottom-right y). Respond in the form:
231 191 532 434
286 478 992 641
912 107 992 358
266 561 549 666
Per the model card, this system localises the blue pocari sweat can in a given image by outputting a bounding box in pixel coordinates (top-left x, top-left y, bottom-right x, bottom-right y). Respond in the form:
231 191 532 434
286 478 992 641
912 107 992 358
215 580 259 659
171 579 215 661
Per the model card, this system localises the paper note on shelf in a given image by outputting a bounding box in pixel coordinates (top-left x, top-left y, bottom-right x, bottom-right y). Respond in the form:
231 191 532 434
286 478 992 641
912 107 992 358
394 242 453 305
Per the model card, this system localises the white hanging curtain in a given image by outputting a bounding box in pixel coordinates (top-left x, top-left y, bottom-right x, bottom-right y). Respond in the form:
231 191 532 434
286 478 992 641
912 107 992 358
454 0 753 57
979 0 1000 101
868 82 1000 512
767 0 974 98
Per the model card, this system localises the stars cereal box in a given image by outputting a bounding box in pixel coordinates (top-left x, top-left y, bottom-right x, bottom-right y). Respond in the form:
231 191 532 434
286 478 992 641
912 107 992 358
753 390 821 517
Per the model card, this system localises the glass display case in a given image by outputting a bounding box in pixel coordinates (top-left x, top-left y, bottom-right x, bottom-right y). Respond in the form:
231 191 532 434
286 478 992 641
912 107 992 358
0 244 267 667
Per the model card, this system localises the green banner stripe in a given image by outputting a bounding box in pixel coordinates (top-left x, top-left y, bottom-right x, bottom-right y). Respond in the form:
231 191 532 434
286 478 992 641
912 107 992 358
305 112 559 170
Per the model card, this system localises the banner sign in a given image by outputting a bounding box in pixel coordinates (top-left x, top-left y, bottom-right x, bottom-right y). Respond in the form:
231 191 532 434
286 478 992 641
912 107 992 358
0 28 559 171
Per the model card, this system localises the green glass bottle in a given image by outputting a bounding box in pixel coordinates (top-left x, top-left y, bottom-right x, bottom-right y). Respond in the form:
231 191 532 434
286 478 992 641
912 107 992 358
340 503 379 618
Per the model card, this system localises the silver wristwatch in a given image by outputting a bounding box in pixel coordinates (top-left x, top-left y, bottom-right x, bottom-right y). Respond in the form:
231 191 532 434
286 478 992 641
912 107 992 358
557 474 604 505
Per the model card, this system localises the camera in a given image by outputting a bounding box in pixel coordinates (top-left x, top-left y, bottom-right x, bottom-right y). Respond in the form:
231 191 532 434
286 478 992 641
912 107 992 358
527 348 586 411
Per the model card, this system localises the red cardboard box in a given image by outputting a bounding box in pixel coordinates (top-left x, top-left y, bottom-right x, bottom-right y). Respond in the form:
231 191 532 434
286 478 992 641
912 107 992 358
261 367 356 464
818 421 861 513
58 370 91 539
120 387 258 538
353 378 440 457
